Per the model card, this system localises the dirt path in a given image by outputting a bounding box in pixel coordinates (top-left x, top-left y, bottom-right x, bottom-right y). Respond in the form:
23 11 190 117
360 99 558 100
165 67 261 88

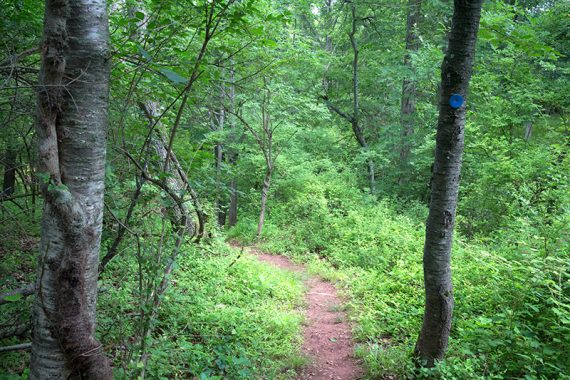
246 247 363 380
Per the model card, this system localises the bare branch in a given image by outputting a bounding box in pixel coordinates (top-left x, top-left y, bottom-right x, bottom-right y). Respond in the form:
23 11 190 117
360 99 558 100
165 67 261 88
0 343 32 353
320 95 354 123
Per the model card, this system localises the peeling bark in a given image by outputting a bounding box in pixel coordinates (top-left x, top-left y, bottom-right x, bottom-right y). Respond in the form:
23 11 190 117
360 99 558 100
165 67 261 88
30 0 112 378
414 0 483 367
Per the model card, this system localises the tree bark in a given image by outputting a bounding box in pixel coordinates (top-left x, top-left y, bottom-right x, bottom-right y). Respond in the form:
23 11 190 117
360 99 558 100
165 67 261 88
140 101 201 237
255 84 273 238
228 176 238 226
208 82 227 227
348 3 374 193
399 0 422 173
30 0 112 378
256 168 271 238
524 121 532 141
1 146 17 198
227 64 239 227
215 139 226 227
414 0 483 367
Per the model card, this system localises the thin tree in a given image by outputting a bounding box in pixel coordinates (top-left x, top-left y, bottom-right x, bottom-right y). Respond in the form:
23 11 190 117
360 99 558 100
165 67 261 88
30 0 112 378
227 64 239 227
1 146 17 197
322 2 376 193
230 79 289 238
399 0 422 175
208 76 228 227
415 0 483 367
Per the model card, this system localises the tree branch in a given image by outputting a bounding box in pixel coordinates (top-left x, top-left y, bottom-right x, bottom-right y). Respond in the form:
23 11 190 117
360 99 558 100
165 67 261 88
0 284 34 306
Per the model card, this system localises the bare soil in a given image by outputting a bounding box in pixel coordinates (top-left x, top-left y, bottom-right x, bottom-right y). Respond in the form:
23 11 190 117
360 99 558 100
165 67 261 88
246 246 363 380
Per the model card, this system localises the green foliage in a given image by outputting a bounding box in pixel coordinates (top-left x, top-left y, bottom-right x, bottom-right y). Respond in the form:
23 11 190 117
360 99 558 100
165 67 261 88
2 0 569 378
229 151 570 378
99 239 304 379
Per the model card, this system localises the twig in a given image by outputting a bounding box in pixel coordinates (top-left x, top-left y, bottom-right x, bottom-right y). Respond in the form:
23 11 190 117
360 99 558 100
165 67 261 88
227 247 244 269
0 343 32 353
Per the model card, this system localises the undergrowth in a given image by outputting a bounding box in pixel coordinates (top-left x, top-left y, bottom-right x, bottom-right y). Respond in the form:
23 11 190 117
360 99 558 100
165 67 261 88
227 170 570 379
98 239 306 379
0 236 306 379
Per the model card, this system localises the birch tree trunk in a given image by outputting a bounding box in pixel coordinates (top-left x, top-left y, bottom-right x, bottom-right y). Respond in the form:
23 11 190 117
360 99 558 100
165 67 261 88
414 0 483 367
228 176 238 226
30 0 112 379
255 83 273 238
208 82 227 227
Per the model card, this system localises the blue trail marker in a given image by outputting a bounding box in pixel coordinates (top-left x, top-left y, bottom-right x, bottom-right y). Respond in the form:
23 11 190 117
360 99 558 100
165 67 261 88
449 93 464 109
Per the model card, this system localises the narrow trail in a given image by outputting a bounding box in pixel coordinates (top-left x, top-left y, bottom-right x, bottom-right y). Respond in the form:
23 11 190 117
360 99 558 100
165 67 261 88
245 246 363 380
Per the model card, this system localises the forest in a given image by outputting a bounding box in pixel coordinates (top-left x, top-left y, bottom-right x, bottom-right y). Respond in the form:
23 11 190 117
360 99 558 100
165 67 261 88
0 0 568 379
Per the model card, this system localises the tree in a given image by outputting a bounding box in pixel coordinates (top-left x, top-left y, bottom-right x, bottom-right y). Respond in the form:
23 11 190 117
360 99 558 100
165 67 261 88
233 79 280 238
322 2 376 194
208 76 228 227
1 146 17 198
399 0 422 175
414 0 483 367
227 64 239 227
30 0 112 378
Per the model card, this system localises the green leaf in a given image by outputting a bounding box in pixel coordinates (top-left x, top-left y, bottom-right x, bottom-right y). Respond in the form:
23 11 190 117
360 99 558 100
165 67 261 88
37 172 51 183
3 294 22 302
137 45 152 62
250 26 264 36
159 68 187 85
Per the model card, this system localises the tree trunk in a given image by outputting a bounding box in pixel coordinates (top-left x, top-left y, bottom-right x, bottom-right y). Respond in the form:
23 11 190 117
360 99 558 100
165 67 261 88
141 101 199 237
215 140 227 227
349 3 375 193
1 146 17 197
414 0 483 367
399 0 422 173
30 0 112 378
227 65 239 227
228 176 238 227
524 121 532 141
211 88 226 227
322 0 334 93
256 168 271 238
